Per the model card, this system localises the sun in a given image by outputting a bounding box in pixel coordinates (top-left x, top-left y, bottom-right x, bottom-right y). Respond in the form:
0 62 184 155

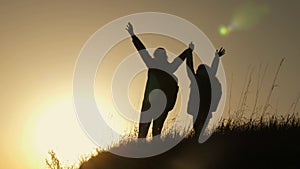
30 96 99 166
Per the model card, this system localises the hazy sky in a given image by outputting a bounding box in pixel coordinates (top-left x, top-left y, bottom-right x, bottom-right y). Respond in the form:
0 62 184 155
0 0 299 168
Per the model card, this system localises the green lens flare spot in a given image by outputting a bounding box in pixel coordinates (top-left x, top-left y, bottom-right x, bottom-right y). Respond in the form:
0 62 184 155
219 26 229 36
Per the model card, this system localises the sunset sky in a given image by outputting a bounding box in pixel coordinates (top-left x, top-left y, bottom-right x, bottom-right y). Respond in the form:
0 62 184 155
0 1 299 168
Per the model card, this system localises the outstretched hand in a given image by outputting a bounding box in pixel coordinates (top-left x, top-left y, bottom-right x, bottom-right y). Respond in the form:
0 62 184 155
189 42 194 51
126 22 134 36
216 47 226 57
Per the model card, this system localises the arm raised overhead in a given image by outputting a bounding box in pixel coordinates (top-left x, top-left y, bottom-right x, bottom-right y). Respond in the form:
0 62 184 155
126 22 153 67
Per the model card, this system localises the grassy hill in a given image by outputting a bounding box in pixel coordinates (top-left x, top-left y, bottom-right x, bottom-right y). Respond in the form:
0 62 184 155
70 115 300 169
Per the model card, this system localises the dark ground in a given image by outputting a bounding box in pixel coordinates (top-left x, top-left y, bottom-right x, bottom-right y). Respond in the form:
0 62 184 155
79 123 300 169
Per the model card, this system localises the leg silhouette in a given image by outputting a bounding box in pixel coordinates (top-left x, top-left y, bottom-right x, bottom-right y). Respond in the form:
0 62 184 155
138 99 151 138
152 110 169 136
193 101 211 138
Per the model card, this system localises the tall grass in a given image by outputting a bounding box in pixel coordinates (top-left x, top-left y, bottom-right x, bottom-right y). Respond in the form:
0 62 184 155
46 114 300 169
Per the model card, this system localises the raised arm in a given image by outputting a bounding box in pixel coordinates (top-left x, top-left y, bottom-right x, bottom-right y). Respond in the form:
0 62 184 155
169 42 194 72
186 50 195 80
126 22 153 67
210 47 225 76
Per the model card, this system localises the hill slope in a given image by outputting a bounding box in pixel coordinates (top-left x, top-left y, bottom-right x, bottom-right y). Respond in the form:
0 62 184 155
79 122 300 169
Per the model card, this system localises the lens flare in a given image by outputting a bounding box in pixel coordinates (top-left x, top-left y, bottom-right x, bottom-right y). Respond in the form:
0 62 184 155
219 26 230 36
219 2 270 36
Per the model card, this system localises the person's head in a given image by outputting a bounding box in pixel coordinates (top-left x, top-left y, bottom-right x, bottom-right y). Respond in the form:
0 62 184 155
153 47 168 60
196 64 208 75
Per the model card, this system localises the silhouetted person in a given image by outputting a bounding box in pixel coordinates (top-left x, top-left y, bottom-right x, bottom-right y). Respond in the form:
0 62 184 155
186 47 225 138
126 22 194 138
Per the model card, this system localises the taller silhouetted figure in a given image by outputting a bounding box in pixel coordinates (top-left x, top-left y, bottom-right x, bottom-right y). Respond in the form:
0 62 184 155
186 47 225 138
126 22 193 138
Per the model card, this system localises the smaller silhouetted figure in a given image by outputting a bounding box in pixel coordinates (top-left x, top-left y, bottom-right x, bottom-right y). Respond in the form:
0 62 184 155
126 22 194 138
186 47 225 138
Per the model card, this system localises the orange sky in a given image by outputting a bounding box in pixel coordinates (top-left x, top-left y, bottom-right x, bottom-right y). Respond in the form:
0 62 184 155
0 1 299 168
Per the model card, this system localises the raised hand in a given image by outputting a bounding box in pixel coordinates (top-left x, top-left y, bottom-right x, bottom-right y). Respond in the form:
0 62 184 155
126 22 134 36
189 41 194 51
216 47 225 57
